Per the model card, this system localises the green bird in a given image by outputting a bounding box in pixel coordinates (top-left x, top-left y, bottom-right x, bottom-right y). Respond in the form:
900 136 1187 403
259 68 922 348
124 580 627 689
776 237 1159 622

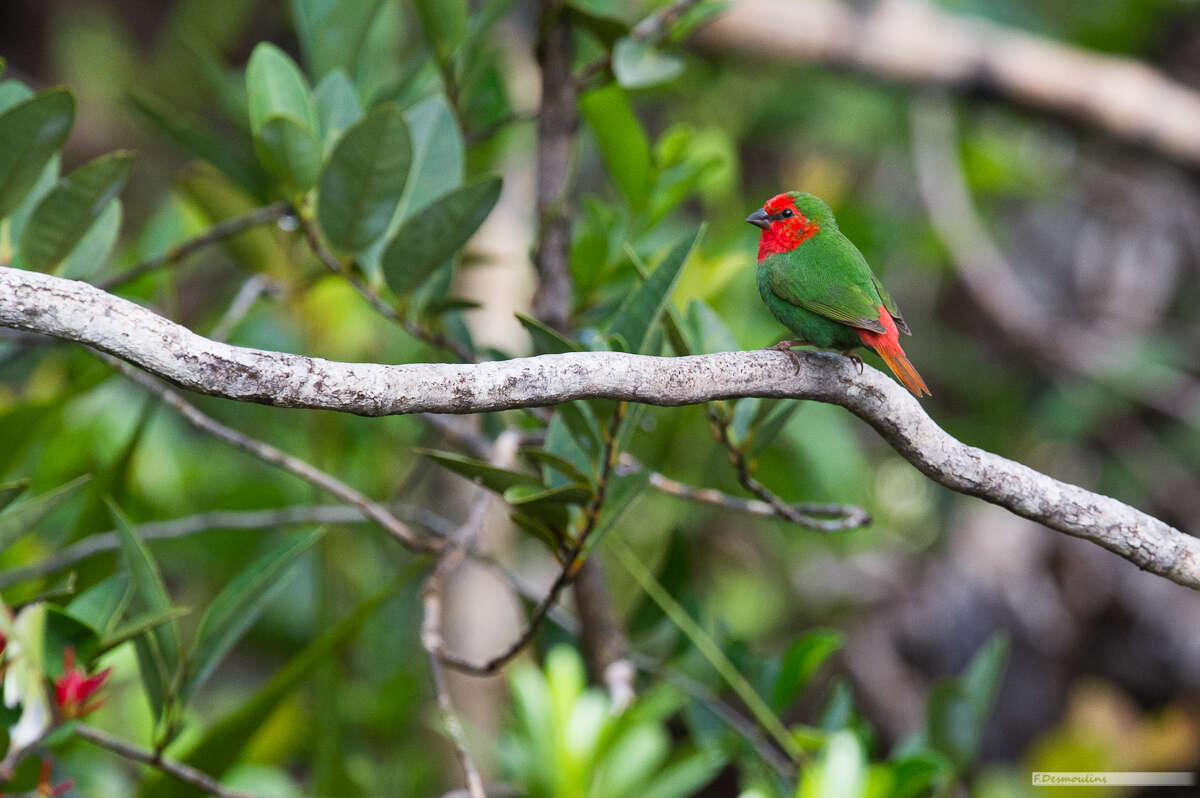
747 191 931 397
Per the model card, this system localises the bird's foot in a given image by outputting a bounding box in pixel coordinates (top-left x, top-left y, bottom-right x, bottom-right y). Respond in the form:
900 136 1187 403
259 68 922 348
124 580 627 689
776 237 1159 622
841 350 864 375
765 340 806 374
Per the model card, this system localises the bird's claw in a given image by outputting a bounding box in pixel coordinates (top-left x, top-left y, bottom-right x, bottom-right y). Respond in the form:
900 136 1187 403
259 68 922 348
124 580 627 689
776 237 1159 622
765 340 805 374
841 350 864 375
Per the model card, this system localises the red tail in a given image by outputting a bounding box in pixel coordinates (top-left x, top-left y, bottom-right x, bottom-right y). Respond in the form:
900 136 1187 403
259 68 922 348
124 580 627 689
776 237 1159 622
855 306 931 398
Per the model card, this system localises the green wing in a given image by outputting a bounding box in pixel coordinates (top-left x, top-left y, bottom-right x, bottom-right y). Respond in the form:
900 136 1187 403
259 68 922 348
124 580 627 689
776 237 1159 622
765 234 887 333
871 275 912 336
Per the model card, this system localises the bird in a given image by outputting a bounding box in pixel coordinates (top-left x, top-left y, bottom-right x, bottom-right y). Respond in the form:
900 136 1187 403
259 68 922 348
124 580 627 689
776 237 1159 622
747 191 930 397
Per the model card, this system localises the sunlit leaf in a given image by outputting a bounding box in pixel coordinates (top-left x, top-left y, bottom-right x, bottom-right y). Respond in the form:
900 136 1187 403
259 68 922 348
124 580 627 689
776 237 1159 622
613 37 684 89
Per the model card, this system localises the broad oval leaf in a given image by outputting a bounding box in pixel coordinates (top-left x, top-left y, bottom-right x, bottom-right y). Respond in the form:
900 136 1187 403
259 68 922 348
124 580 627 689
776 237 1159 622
314 68 363 149
381 175 502 296
0 80 33 113
19 150 134 273
183 528 325 700
292 0 384 80
317 103 412 251
245 42 319 136
613 37 685 89
413 0 467 61
254 113 322 191
59 199 122 279
0 89 75 220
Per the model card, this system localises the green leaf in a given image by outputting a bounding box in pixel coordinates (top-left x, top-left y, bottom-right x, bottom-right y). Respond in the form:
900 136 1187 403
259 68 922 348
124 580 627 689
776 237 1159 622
127 92 265 197
0 89 74 221
413 0 468 61
583 468 650 555
109 499 181 711
254 113 322 191
292 0 384 80
418 449 542 493
608 227 702 354
503 483 594 527
516 312 581 355
926 633 1009 771
0 478 29 512
66 573 132 635
5 156 58 255
519 448 594 487
42 605 101 679
579 84 651 212
20 150 134 272
510 511 565 553
96 607 191 659
564 3 630 46
801 730 867 798
58 198 121 279
748 401 801 459
183 528 324 699
245 42 319 136
0 80 33 113
136 577 405 798
772 629 844 712
685 298 739 354
381 175 501 295
0 474 90 556
317 103 412 251
641 746 726 798
314 69 363 149
613 37 685 89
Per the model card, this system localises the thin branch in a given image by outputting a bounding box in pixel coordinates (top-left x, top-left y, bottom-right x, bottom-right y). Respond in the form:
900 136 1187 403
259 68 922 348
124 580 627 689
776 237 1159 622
74 723 261 798
99 204 290 291
3 268 1198 589
707 410 873 532
296 213 476 363
692 0 1200 168
908 96 1200 428
0 503 456 589
210 274 281 343
99 354 435 553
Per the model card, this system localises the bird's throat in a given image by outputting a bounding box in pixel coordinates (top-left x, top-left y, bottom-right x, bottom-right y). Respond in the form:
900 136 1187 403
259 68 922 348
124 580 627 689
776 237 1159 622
757 218 821 261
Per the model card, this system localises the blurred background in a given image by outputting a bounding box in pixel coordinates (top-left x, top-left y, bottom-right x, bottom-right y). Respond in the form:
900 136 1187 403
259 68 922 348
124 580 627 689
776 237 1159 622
2 0 1200 796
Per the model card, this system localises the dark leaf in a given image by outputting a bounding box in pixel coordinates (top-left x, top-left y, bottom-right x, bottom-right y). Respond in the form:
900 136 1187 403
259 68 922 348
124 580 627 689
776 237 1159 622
0 474 90 557
418 449 541 493
0 89 74 220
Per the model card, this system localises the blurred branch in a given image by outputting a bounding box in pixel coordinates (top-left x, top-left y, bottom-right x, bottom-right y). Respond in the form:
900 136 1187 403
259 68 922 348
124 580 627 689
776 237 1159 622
210 274 281 342
908 96 1200 427
75 724 260 798
3 268 1199 589
0 503 456 589
531 0 577 332
707 410 873 531
421 432 519 798
98 354 436 553
99 203 290 291
693 0 1200 168
296 213 477 363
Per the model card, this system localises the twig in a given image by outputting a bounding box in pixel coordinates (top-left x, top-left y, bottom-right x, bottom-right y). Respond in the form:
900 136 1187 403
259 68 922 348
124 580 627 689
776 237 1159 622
100 354 435 553
692 0 1200 168
708 409 872 532
99 204 290 291
908 96 1200 427
75 723 262 798
0 503 456 589
296 213 476 363
210 274 280 343
4 267 1198 590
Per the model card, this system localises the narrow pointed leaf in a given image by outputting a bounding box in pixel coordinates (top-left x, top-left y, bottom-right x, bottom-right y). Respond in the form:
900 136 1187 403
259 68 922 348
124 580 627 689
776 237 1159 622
608 227 701 354
381 175 502 295
771 628 844 711
43 606 101 678
516 312 581 355
0 478 29 512
418 449 541 494
510 511 565 553
109 500 181 695
96 607 192 659
579 84 651 212
317 103 412 251
0 474 90 556
66 573 132 636
183 528 325 699
519 448 594 487
0 89 74 220
20 150 134 272
503 483 594 527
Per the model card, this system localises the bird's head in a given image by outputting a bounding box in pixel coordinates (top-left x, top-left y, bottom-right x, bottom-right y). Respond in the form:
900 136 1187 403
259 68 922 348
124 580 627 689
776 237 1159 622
746 191 834 261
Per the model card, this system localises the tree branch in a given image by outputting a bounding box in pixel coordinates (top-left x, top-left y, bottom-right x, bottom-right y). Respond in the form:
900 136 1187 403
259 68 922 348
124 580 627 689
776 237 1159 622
2 267 1198 588
692 0 1200 168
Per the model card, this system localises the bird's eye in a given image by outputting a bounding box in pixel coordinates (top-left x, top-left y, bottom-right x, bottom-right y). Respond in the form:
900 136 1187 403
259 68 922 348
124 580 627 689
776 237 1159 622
781 208 794 218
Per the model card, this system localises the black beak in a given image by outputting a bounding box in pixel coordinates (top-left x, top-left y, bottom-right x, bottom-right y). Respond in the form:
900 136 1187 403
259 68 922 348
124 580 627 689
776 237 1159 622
746 208 770 230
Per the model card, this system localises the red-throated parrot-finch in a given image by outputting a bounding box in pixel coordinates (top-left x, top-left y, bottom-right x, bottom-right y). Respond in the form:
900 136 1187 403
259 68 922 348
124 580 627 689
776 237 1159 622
748 191 931 397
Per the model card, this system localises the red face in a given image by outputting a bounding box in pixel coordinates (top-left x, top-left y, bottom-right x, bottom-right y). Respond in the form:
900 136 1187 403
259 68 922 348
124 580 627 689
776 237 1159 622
747 193 820 261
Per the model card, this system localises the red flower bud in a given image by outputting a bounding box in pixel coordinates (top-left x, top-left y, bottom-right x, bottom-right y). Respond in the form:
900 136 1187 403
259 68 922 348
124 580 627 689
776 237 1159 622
53 648 110 719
